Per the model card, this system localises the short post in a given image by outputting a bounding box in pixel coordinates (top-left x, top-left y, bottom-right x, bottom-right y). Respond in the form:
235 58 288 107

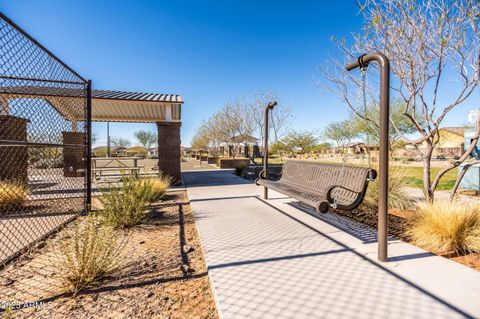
263 101 277 199
346 53 390 262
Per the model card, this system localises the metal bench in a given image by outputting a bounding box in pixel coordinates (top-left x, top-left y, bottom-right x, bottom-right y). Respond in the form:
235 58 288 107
255 160 376 213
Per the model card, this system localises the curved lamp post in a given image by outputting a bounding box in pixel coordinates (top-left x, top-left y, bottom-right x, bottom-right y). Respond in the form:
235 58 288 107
346 52 390 262
263 101 278 199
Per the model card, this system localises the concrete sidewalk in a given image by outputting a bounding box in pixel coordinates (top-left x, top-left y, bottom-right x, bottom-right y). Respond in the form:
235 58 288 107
183 170 480 319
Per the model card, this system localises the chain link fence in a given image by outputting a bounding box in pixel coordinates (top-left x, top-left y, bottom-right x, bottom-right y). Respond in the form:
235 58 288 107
0 10 89 281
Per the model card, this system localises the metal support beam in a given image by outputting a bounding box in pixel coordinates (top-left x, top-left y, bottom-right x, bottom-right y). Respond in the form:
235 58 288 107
263 101 277 199
346 52 390 262
86 80 92 213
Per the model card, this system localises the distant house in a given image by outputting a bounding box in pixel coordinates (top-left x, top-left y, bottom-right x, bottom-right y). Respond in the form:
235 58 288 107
437 127 465 148
112 147 127 157
148 147 158 157
92 146 108 157
328 143 379 155
125 146 147 157
397 127 465 158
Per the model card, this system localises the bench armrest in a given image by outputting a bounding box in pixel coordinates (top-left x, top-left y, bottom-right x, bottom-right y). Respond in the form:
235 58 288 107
259 169 283 180
326 185 361 204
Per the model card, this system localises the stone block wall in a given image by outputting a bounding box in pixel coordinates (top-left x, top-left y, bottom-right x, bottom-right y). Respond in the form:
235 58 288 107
0 115 29 183
157 122 181 181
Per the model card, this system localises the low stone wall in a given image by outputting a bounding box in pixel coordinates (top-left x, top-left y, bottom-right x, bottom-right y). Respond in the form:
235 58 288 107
218 158 250 169
244 164 283 180
207 157 218 165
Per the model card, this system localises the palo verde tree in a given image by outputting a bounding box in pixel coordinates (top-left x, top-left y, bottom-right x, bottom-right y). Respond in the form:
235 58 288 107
134 130 156 152
322 0 480 201
322 120 358 153
281 130 318 154
351 99 416 148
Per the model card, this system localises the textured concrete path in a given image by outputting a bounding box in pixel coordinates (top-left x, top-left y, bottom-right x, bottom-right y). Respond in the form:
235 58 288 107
183 170 480 319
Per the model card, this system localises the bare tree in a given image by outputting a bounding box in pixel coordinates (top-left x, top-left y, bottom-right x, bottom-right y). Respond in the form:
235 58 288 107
321 0 480 201
110 137 131 148
192 91 293 159
249 91 293 148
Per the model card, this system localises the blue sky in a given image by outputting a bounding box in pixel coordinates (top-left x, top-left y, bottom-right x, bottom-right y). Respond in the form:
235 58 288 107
3 1 478 147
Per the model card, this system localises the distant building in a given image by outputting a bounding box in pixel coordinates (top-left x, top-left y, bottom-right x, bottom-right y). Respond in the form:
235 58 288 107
468 109 480 126
219 135 259 158
112 147 127 157
148 147 158 157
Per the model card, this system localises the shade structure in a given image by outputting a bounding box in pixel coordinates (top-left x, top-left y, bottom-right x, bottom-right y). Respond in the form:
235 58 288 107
91 90 183 123
0 86 184 180
91 89 184 181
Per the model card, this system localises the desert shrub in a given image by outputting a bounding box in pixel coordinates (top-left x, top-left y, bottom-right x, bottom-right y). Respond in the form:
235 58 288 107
140 175 171 202
364 167 414 210
407 202 480 255
0 181 28 214
98 176 154 228
58 216 125 294
235 165 247 177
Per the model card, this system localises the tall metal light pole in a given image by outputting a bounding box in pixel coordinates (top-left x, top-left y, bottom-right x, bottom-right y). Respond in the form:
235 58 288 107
263 101 277 199
346 52 390 262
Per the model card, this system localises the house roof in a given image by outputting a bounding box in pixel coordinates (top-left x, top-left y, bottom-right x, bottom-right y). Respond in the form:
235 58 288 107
440 127 465 137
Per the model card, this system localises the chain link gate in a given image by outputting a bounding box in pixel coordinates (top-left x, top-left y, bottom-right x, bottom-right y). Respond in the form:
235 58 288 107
0 12 91 307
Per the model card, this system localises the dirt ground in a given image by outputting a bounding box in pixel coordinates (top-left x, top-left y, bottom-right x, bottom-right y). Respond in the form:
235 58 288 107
0 191 219 319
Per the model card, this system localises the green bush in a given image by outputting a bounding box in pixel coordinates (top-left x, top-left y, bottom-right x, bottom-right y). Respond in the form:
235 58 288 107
235 165 247 177
364 166 414 210
98 177 155 228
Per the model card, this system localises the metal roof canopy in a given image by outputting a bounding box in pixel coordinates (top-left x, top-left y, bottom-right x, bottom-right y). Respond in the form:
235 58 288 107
0 86 184 123
92 90 183 123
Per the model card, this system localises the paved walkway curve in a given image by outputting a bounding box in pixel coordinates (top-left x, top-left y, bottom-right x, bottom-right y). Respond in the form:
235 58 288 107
183 170 480 319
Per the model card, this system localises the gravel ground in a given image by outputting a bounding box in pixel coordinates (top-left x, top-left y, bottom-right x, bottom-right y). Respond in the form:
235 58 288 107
0 191 219 319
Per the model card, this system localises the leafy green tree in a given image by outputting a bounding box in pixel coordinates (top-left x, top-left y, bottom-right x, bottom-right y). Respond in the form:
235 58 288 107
352 100 415 147
134 130 156 150
281 130 318 154
322 120 358 152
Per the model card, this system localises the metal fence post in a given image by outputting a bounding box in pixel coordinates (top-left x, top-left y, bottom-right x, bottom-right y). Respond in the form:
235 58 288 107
346 53 390 262
86 80 92 213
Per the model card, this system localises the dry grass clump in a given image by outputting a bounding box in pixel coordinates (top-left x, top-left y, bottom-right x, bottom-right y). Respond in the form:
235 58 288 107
99 177 155 228
365 166 414 210
58 216 126 294
140 175 171 202
407 202 480 255
0 180 28 214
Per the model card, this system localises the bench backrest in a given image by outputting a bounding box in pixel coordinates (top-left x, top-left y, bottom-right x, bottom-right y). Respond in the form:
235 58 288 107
280 160 374 196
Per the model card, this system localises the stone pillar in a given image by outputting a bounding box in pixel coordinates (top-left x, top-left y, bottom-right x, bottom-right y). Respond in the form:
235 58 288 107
0 115 29 183
157 122 181 181
62 131 86 177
